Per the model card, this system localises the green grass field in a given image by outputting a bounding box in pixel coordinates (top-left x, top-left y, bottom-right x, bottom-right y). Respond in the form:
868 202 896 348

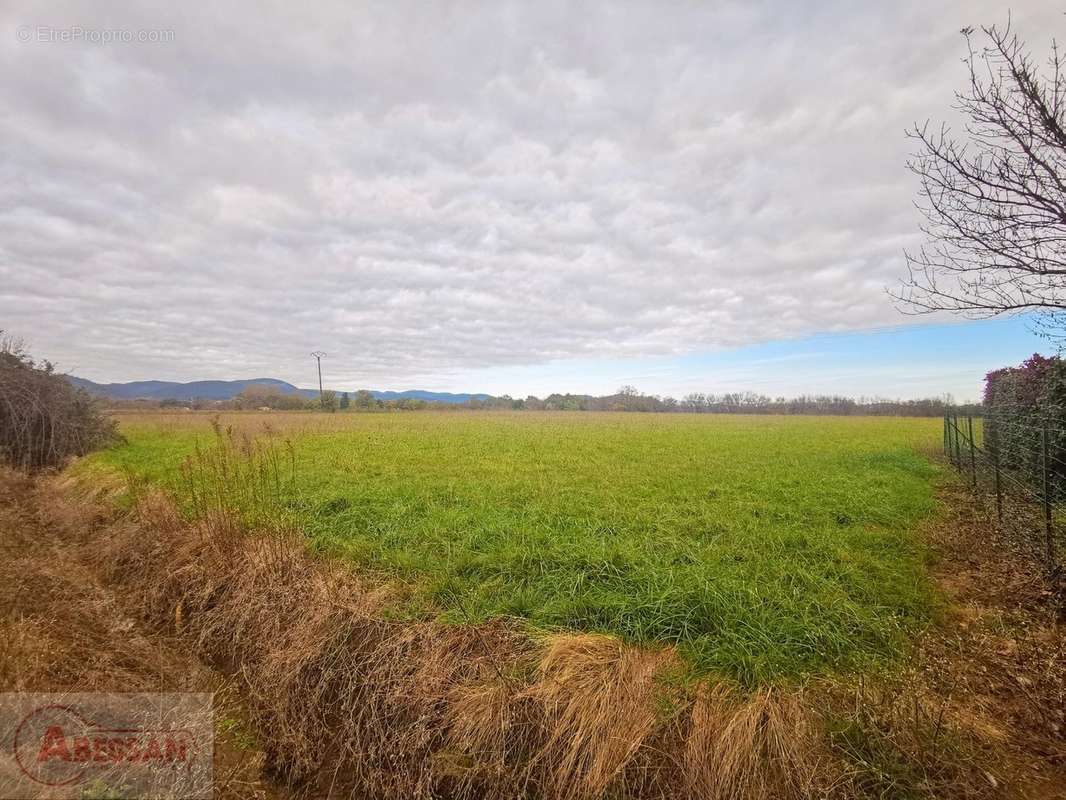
83 411 943 685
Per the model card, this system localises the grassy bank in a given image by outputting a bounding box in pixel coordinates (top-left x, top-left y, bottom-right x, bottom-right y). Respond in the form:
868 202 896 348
81 411 942 685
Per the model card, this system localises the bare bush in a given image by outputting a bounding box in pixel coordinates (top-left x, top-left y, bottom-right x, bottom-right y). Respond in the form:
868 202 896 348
0 332 118 470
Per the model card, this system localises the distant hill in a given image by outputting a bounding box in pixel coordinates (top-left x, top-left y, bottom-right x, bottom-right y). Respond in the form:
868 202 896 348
67 376 491 405
67 376 313 401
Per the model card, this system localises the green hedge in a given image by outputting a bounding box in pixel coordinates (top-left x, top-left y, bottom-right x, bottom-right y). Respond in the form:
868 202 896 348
983 354 1066 497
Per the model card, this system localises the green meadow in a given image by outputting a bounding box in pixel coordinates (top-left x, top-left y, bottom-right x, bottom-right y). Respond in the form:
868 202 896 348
84 411 943 685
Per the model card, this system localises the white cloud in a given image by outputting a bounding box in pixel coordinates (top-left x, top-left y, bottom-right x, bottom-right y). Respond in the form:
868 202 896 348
0 0 1059 389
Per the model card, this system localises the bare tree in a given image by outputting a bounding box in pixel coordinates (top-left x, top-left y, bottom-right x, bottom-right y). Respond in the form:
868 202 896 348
896 22 1066 333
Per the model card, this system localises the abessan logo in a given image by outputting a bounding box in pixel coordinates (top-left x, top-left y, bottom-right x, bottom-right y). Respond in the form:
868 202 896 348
0 693 213 799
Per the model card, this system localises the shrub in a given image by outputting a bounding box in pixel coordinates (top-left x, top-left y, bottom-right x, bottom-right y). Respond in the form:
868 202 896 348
983 354 1066 494
0 332 118 470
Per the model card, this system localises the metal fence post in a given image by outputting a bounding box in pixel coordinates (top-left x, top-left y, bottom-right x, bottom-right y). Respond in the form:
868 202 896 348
993 439 1003 522
950 416 959 467
951 415 957 465
1042 422 1054 565
953 415 962 469
967 415 977 486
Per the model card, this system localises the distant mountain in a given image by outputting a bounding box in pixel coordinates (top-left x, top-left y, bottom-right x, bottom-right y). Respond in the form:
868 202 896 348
67 376 312 401
66 376 490 405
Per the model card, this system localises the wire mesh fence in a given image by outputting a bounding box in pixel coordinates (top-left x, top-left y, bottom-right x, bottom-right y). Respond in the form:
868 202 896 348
943 411 1065 592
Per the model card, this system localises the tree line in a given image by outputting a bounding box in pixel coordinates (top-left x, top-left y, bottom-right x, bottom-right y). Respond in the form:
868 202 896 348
463 386 975 416
167 383 978 416
109 382 975 417
140 385 437 412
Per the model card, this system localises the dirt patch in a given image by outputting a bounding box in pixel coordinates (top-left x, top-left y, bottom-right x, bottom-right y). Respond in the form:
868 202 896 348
916 479 1065 797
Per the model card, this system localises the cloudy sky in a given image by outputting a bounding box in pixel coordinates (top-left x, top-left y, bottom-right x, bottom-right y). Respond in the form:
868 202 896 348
0 1 1059 400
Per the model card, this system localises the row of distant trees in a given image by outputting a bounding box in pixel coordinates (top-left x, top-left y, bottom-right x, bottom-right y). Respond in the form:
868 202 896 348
230 385 437 412
463 386 977 416
113 383 975 417
140 384 436 412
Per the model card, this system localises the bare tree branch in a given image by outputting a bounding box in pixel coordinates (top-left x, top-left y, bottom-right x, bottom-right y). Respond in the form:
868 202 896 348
894 23 1066 332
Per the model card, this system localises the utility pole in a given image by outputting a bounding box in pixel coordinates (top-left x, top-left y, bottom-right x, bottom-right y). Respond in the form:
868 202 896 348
311 351 326 409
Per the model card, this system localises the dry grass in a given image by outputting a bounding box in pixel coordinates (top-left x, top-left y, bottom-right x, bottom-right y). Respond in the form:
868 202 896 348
0 467 283 800
683 685 821 800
